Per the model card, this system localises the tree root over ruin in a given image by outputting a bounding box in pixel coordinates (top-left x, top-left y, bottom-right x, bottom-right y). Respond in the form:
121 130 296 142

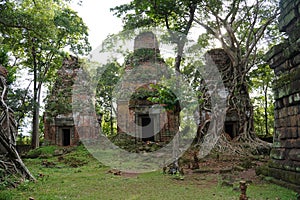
0 128 36 183
210 132 272 157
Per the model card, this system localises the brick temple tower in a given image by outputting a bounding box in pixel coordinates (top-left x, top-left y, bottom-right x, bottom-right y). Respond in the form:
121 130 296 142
116 32 180 143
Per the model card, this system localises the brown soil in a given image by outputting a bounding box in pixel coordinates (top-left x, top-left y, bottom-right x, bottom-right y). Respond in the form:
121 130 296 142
114 154 268 188
181 154 268 188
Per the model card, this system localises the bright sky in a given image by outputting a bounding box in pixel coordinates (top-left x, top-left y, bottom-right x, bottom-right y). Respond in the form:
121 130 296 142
71 0 131 50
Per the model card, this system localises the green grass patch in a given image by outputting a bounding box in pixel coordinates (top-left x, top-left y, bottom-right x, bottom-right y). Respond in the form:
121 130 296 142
0 145 297 200
26 145 58 158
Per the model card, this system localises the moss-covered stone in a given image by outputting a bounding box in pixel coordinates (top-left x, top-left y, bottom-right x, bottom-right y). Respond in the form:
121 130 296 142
255 164 270 176
270 148 286 160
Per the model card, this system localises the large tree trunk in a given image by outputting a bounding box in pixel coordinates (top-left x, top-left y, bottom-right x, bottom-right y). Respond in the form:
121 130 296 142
196 49 271 155
221 67 271 155
231 76 255 138
31 39 39 149
0 68 35 182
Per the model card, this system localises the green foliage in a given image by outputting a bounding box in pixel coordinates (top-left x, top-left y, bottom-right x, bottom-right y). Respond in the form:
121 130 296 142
95 62 121 135
7 87 33 127
0 45 16 85
96 62 121 113
0 45 33 127
45 88 73 118
249 64 275 137
131 87 158 100
61 145 91 168
147 84 179 111
125 48 164 67
0 191 14 200
101 117 117 136
0 0 91 147
111 0 196 34
26 145 57 158
45 57 81 117
0 172 16 191
16 134 31 145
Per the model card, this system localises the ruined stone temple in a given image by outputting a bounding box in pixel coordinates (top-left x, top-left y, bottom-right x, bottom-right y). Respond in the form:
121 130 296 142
43 56 81 146
205 49 240 139
117 32 180 142
266 0 300 192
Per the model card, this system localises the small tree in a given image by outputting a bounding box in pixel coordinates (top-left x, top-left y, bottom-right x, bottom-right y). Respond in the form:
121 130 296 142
249 64 275 137
95 62 121 136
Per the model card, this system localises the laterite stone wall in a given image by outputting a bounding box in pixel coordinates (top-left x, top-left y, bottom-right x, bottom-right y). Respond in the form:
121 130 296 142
266 0 300 192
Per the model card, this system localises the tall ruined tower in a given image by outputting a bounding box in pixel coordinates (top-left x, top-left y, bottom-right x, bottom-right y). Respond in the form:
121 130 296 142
117 32 180 143
44 56 80 146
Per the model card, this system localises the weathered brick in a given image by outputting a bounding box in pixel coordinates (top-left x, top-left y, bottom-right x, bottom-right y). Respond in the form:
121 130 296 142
284 107 289 117
278 108 283 118
286 116 292 127
279 132 289 140
274 109 279 119
288 106 296 116
277 117 284 128
290 115 298 127
285 127 291 139
272 141 282 148
268 0 300 189
279 128 288 139
288 149 300 161
281 138 300 148
269 159 284 170
290 127 299 138
274 119 280 128
283 96 290 107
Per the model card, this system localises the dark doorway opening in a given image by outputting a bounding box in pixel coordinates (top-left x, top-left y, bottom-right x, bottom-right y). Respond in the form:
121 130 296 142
62 129 71 146
225 123 234 139
141 116 154 142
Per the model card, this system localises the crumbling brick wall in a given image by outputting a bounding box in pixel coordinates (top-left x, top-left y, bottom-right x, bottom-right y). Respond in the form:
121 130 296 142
44 56 80 146
117 32 179 143
266 0 300 192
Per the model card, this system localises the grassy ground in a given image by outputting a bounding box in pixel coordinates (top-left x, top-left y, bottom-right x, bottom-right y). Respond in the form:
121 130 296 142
0 145 298 200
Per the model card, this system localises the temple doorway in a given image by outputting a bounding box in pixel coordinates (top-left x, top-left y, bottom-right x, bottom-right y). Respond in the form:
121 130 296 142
62 128 71 146
140 115 155 142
